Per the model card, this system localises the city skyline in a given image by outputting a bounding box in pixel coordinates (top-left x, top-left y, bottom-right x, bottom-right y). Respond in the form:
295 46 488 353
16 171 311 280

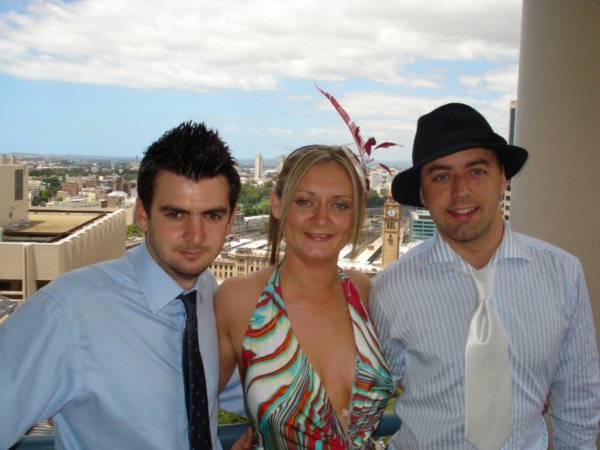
1 0 522 161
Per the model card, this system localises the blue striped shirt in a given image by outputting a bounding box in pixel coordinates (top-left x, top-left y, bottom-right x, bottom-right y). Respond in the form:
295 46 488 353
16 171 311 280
370 223 600 449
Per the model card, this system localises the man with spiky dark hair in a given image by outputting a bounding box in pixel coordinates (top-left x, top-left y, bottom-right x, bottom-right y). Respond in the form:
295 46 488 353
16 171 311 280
138 121 241 220
0 122 242 449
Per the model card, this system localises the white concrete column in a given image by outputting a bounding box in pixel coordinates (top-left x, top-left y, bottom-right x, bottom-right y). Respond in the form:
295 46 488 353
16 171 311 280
512 0 600 350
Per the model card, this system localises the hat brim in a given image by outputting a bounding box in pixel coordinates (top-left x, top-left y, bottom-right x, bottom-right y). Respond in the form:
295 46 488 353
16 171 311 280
391 142 528 207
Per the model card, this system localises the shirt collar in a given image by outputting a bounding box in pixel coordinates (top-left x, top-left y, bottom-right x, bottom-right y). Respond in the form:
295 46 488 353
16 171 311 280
489 221 532 265
424 220 532 271
131 240 207 314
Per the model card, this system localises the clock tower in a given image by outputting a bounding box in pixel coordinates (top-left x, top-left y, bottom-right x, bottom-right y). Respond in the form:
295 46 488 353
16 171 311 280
381 192 401 268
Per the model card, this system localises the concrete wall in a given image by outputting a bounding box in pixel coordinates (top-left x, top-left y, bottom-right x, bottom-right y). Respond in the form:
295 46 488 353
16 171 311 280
512 0 599 353
0 209 126 300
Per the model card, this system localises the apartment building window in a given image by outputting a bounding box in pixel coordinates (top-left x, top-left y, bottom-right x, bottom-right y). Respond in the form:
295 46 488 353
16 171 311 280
0 279 23 299
36 280 50 290
15 169 23 201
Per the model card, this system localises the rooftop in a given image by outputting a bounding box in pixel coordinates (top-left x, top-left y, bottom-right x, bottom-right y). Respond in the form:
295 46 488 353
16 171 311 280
1 209 108 243
0 295 17 324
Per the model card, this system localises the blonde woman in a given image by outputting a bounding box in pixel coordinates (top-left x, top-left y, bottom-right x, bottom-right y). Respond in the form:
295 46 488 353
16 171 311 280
216 145 392 449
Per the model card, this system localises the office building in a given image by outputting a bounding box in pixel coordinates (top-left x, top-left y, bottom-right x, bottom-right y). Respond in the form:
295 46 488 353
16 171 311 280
501 100 517 220
0 162 126 301
254 153 263 180
410 209 435 242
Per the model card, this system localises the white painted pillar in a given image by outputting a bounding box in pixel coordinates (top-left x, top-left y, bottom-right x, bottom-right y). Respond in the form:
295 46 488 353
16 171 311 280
511 0 600 356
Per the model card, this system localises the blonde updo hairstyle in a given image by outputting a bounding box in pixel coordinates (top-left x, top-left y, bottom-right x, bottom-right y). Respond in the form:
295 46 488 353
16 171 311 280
268 145 366 264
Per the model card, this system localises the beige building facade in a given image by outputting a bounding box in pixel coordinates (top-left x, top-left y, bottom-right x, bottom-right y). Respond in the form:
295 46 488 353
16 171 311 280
0 165 29 231
381 194 402 268
0 163 127 301
0 208 127 301
210 246 271 282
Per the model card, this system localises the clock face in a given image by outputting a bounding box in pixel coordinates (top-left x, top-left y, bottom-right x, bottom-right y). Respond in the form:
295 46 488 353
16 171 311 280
386 208 397 218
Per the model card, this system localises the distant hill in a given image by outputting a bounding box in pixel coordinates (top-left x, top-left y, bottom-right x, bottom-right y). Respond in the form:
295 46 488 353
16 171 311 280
8 152 138 162
8 152 411 170
237 157 411 170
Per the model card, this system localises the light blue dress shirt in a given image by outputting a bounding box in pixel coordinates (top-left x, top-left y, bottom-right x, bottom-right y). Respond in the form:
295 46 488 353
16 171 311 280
0 241 227 449
370 223 600 449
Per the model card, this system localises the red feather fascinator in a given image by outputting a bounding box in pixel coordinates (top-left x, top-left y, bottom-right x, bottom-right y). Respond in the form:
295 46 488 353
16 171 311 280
315 83 400 190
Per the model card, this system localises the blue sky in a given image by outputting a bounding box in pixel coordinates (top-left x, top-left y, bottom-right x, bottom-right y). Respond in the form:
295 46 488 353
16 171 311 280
0 0 522 163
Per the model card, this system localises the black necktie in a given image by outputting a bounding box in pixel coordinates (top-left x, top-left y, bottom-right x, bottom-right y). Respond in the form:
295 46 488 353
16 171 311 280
179 290 213 450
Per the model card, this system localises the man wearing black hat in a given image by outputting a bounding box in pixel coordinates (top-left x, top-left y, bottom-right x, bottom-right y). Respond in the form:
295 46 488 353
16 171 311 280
370 103 599 449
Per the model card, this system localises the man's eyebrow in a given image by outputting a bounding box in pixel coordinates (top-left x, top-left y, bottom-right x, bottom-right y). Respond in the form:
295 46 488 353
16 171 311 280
202 207 229 216
424 163 451 173
465 157 492 168
158 206 229 216
425 157 492 173
159 205 188 213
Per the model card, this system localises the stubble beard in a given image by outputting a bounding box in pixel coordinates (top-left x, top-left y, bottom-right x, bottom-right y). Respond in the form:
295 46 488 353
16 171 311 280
442 207 502 246
147 233 210 282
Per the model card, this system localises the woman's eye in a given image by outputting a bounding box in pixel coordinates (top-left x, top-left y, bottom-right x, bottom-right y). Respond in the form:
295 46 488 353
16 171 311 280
333 202 350 210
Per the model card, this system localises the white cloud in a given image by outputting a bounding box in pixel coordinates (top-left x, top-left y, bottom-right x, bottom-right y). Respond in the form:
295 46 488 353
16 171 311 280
458 75 481 88
481 65 519 94
459 65 518 93
0 0 521 91
0 0 524 160
265 128 294 135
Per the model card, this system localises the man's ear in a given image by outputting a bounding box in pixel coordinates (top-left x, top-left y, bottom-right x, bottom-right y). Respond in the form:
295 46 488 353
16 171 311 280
270 191 282 219
501 167 508 192
419 188 427 207
135 198 149 232
227 206 237 234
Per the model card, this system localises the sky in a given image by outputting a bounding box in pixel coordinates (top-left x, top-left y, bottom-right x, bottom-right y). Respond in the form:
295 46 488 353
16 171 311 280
0 0 523 163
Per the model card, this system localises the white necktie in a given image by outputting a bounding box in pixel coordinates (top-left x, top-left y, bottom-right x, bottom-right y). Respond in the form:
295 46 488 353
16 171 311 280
464 265 512 450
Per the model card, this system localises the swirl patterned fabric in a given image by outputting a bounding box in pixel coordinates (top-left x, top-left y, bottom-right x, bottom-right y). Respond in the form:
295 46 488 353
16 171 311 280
241 265 393 449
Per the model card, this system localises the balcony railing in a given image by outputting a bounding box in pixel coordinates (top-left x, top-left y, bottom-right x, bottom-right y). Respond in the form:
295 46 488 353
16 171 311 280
10 413 401 450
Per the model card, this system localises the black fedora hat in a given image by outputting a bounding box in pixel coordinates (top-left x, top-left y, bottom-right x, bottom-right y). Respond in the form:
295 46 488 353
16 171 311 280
391 103 528 207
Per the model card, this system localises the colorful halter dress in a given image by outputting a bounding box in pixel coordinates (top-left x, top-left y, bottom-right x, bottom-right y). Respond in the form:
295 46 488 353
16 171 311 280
241 265 393 449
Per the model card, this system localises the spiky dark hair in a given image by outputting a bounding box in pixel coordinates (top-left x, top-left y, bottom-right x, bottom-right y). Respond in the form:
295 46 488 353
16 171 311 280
138 121 241 215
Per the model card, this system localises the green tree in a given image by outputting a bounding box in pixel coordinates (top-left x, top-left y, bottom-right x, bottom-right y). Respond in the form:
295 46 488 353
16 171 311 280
42 177 61 188
218 409 248 425
40 181 60 201
31 195 41 206
126 224 144 238
40 190 52 203
30 168 64 177
256 198 270 215
66 167 87 176
366 190 385 208
121 168 138 180
238 183 271 215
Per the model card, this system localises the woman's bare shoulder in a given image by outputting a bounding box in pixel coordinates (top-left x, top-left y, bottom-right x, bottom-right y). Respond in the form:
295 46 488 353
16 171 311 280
215 267 277 348
216 266 276 307
344 268 372 306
